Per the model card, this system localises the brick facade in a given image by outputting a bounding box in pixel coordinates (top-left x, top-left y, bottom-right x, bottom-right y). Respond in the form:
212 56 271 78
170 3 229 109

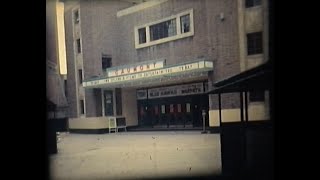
64 0 268 118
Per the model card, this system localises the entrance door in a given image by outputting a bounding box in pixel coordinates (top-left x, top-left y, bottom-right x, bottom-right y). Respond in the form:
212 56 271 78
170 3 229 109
157 104 168 128
104 90 113 116
138 100 153 127
185 102 193 127
191 95 209 127
176 103 184 128
136 91 209 129
192 103 201 127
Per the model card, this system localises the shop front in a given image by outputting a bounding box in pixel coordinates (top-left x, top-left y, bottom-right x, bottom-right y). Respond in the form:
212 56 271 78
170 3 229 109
137 82 209 128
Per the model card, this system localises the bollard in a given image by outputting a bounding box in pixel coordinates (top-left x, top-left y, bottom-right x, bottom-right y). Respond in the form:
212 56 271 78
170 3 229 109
201 110 208 134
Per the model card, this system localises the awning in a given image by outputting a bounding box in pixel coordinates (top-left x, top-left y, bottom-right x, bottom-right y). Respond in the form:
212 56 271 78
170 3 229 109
83 60 213 89
207 61 272 94
206 61 274 125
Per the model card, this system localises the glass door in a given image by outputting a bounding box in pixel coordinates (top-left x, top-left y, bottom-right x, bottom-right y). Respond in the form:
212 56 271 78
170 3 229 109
104 90 114 116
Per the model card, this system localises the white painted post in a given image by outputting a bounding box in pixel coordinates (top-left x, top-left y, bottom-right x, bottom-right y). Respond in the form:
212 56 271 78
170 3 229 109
201 110 208 134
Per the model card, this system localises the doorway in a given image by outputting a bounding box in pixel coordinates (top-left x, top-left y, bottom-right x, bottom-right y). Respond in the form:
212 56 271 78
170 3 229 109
137 94 208 128
104 90 114 116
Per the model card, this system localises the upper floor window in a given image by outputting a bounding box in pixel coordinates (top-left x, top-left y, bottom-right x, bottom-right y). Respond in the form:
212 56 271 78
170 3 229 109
76 38 81 53
80 100 85 114
138 28 146 44
102 55 112 69
74 9 80 24
180 14 190 33
64 79 67 98
150 19 176 41
135 9 194 49
245 0 261 8
78 69 83 84
247 32 263 55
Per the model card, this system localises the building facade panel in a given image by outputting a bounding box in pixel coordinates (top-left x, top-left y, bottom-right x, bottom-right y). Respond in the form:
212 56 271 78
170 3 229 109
64 0 270 129
117 0 211 67
65 2 78 118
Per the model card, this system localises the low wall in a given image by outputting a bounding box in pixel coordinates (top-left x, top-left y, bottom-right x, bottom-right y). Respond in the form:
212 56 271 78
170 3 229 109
69 117 109 129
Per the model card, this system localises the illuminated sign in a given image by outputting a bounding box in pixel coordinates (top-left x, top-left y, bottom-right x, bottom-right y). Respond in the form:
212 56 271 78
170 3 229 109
147 82 204 99
136 90 147 100
83 60 213 88
137 82 205 100
106 59 165 77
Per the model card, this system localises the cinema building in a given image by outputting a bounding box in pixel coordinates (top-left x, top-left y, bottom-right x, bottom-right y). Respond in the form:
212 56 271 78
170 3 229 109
64 0 270 132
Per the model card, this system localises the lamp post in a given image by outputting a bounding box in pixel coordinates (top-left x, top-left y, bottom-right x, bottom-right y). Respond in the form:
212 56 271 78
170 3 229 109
201 109 208 134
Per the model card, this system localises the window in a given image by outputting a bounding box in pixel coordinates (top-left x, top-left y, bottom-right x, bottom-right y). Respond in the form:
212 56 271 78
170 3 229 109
74 9 79 24
80 100 85 114
138 28 146 44
186 103 191 113
64 79 67 98
249 91 265 102
177 104 181 113
115 88 122 116
161 105 166 114
76 39 81 53
135 9 193 49
150 19 176 41
245 0 261 8
247 32 263 55
102 55 112 69
180 14 190 33
78 69 83 84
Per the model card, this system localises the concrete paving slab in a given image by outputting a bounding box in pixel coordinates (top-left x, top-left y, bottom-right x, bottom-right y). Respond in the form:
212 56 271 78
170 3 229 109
50 131 222 180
